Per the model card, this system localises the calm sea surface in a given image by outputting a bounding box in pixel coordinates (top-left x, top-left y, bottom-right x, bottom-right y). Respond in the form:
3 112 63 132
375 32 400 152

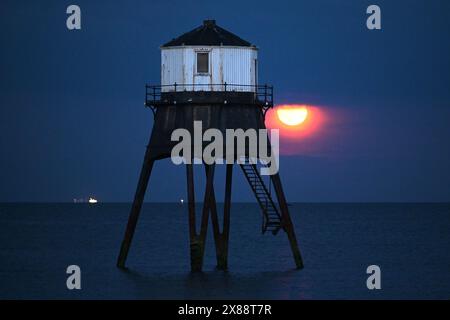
0 203 449 299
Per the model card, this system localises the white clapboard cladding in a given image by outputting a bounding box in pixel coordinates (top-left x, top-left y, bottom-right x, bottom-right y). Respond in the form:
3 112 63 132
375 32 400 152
161 47 258 92
160 20 258 93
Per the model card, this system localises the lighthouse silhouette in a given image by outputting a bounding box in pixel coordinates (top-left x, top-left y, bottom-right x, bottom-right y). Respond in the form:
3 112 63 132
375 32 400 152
117 20 304 271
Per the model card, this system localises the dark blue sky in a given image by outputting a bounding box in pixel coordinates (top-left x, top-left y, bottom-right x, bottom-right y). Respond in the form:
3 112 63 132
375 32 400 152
1 0 449 202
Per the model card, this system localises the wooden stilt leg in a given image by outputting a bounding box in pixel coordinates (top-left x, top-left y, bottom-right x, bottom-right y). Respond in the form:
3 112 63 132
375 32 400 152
221 163 233 269
186 163 202 271
206 176 222 269
190 164 215 272
206 164 232 270
117 145 155 268
271 173 304 269
186 164 196 239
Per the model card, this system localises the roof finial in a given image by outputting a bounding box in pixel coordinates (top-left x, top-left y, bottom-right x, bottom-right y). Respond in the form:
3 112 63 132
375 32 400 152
203 19 216 27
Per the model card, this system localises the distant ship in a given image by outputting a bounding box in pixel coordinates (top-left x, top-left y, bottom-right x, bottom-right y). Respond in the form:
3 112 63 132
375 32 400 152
88 197 98 204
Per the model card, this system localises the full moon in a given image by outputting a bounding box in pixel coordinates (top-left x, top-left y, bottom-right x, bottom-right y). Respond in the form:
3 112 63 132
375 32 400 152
277 107 308 126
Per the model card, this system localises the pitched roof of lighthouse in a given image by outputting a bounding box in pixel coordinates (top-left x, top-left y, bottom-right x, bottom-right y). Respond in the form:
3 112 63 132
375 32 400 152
162 20 253 47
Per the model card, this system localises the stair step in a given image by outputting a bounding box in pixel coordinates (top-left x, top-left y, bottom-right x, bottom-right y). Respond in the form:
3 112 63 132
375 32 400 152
241 163 284 236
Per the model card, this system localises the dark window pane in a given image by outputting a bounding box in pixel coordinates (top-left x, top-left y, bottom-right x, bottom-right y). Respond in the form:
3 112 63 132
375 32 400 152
197 52 209 73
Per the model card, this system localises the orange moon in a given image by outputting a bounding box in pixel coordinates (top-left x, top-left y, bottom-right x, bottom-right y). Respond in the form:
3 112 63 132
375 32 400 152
277 107 308 126
265 104 325 140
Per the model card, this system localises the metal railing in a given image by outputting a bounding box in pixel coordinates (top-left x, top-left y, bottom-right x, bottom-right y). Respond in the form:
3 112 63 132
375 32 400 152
145 83 273 106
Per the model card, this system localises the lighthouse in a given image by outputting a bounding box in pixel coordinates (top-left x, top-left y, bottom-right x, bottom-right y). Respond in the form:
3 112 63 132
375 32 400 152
117 20 304 271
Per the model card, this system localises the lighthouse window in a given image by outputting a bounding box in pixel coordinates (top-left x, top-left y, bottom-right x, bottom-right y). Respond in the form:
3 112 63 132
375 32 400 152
196 52 209 74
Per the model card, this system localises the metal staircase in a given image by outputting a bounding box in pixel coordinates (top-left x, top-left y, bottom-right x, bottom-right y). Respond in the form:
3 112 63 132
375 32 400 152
240 162 282 235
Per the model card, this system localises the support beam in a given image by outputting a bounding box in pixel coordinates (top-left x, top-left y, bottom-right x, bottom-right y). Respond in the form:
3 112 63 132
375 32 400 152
271 173 304 269
221 163 233 268
186 164 196 239
207 176 222 268
189 164 215 272
200 164 215 239
117 145 155 268
186 163 203 271
207 164 233 270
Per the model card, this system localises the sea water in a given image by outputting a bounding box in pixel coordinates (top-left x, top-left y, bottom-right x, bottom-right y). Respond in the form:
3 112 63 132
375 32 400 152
0 203 449 299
